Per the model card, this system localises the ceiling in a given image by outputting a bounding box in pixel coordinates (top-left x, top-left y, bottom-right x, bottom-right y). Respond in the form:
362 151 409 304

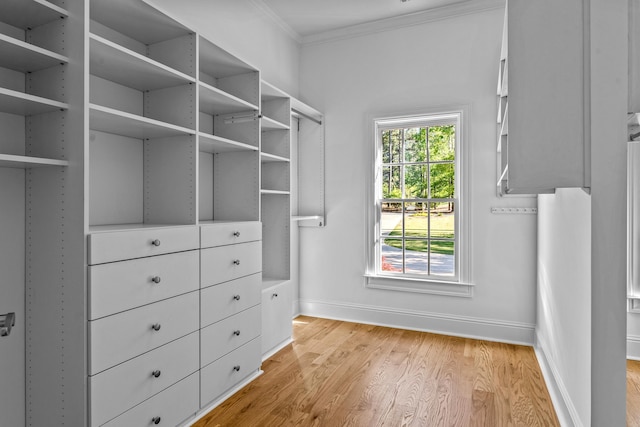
259 0 475 38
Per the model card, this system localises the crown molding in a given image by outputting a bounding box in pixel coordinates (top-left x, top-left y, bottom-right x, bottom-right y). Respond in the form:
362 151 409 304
250 0 303 43
302 0 505 46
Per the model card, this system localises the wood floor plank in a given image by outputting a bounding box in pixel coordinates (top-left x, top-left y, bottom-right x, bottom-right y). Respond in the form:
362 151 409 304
194 317 562 426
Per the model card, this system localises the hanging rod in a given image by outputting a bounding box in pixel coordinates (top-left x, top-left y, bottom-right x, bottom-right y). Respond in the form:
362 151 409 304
292 108 322 125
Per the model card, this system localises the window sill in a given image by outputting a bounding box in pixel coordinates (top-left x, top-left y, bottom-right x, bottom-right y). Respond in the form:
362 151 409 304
364 274 474 297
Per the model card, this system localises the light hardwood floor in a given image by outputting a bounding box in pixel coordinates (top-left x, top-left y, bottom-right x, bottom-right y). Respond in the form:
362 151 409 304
194 316 559 426
629 360 640 426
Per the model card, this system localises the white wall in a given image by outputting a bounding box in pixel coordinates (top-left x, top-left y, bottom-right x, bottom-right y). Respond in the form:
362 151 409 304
148 0 300 96
537 189 591 426
298 8 539 343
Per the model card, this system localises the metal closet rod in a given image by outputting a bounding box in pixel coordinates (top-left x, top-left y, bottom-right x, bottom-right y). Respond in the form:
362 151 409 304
292 108 322 125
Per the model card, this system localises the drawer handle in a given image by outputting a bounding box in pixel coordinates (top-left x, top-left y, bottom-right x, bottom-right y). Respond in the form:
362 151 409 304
151 370 161 378
233 295 241 301
152 416 161 425
233 231 241 237
151 323 161 332
273 293 278 298
233 365 241 372
151 239 161 247
151 276 162 284
233 259 241 266
233 330 241 336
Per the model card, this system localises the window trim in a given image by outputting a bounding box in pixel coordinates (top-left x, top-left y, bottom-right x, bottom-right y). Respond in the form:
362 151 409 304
364 105 472 296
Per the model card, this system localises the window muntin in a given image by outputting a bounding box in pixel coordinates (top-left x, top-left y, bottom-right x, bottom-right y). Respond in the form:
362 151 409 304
376 114 459 280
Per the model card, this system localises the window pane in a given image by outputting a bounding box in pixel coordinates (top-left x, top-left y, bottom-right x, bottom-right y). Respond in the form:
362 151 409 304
381 209 402 236
403 202 428 238
428 125 455 162
429 163 454 198
404 128 426 163
404 165 428 199
430 202 454 239
382 129 402 164
429 241 455 276
381 238 403 272
382 166 401 198
404 239 429 275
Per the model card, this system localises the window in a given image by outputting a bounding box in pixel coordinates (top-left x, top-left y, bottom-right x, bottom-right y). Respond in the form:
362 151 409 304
366 109 471 295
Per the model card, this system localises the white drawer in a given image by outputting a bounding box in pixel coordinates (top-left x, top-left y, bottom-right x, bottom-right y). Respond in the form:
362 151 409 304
201 273 261 327
200 337 261 407
200 221 261 248
88 225 199 265
102 372 199 427
201 305 261 367
90 332 199 427
89 291 199 375
88 250 199 320
201 241 261 287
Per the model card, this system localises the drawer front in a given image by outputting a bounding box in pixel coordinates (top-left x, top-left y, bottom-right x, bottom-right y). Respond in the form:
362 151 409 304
201 305 261 367
89 250 199 320
262 281 293 355
102 372 199 427
88 226 199 265
200 337 261 407
200 221 261 248
201 273 261 327
201 241 261 287
90 332 199 427
89 291 199 375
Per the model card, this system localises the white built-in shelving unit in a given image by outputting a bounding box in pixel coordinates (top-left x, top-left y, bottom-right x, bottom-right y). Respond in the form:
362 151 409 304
0 0 325 425
496 0 587 196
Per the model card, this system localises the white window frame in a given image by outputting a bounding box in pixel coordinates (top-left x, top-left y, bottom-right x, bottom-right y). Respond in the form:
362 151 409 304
365 106 473 297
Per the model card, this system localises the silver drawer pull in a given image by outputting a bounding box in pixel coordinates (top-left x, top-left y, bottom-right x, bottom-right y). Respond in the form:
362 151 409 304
233 295 241 301
273 293 278 298
233 259 240 265
151 370 161 378
151 323 161 332
151 276 162 284
233 365 240 372
233 231 241 237
151 239 161 247
152 416 161 425
233 330 241 336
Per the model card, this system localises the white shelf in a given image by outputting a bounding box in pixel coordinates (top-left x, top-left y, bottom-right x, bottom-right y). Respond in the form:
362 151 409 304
0 87 68 115
199 132 257 153
90 104 195 139
88 223 193 233
260 189 290 195
262 278 289 290
0 154 68 169
199 37 258 78
291 215 322 222
0 0 68 30
260 152 289 163
199 82 258 116
261 116 290 131
89 34 195 91
91 0 190 45
0 34 68 73
261 81 289 101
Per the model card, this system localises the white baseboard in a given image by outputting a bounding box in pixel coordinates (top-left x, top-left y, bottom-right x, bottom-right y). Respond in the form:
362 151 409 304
533 331 582 427
299 298 535 346
262 338 293 361
628 335 640 360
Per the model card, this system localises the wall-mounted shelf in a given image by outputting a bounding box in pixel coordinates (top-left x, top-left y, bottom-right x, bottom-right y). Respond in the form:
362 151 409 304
90 104 195 139
0 154 69 169
89 34 195 91
0 0 68 30
199 133 257 153
0 34 68 73
261 152 289 163
0 88 68 115
199 82 259 116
